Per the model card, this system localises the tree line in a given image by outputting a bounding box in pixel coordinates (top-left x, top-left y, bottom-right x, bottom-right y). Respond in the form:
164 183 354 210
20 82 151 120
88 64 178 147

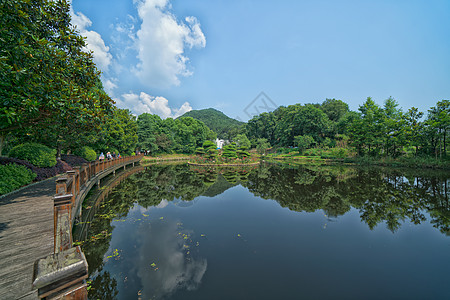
245 97 450 159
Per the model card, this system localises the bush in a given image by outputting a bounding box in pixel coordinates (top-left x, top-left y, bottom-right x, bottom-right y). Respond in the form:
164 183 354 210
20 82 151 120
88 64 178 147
303 148 323 157
75 146 97 162
9 143 57 167
0 163 37 195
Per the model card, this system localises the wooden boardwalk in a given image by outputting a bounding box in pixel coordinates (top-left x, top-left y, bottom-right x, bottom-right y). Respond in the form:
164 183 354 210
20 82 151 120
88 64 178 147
0 177 56 300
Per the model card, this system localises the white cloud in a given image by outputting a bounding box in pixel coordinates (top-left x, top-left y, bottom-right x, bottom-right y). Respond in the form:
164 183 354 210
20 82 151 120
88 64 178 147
103 78 118 95
134 0 206 88
117 92 192 118
70 8 113 72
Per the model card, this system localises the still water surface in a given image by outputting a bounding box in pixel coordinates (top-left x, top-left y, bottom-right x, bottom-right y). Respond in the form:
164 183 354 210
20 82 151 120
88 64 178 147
74 163 450 300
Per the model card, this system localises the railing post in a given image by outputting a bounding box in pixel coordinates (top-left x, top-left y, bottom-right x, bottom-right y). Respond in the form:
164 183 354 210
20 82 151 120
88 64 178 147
81 163 88 186
73 167 80 196
55 177 68 196
53 194 73 253
67 170 76 209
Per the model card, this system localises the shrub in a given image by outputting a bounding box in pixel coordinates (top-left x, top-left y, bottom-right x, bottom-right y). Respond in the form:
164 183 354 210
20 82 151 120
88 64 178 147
195 147 206 156
222 144 237 158
303 148 323 157
203 140 216 151
75 146 97 162
9 143 57 167
0 163 37 195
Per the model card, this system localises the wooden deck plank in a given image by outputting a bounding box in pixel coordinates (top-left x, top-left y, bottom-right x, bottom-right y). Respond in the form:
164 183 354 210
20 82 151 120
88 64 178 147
0 177 56 300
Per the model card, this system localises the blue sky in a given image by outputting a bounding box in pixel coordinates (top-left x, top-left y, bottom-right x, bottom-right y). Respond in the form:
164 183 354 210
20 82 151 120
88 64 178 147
71 0 450 121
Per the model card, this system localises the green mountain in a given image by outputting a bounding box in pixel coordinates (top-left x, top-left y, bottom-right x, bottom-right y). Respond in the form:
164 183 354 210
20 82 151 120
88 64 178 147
179 108 244 139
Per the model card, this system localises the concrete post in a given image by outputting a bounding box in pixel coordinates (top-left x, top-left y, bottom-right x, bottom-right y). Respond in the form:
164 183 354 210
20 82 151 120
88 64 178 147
33 246 88 299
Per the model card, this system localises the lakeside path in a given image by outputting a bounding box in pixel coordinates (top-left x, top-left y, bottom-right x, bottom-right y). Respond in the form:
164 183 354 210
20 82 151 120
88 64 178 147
0 177 56 300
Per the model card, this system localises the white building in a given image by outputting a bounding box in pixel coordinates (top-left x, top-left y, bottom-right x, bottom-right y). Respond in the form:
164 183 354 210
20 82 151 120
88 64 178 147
215 138 225 149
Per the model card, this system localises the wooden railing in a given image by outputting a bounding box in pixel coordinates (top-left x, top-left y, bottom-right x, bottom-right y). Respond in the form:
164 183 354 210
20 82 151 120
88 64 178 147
32 154 144 299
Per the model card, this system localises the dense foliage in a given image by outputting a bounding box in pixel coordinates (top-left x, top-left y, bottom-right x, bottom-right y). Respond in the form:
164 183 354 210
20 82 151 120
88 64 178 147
75 146 97 162
0 163 37 195
180 108 243 139
246 97 450 160
8 142 57 167
0 0 114 156
137 114 216 154
91 108 138 156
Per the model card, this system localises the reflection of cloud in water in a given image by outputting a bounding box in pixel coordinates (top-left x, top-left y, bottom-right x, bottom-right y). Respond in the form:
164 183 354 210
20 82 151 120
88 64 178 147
135 220 207 299
156 199 169 208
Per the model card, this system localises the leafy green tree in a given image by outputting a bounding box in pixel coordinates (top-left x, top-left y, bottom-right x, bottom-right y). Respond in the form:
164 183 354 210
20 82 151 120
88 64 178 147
320 98 349 122
137 113 162 154
234 134 251 149
94 108 138 155
0 0 114 155
404 107 424 156
425 100 450 158
256 138 270 155
275 104 330 147
348 97 384 156
294 135 315 154
137 114 215 155
382 97 406 157
246 112 278 146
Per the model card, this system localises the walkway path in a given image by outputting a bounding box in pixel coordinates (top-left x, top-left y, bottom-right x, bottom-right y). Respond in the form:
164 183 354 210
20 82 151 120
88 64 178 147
0 177 56 300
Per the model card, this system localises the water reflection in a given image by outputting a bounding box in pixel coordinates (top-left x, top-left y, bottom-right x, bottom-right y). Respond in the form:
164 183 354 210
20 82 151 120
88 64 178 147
75 163 450 299
107 214 207 299
243 164 450 235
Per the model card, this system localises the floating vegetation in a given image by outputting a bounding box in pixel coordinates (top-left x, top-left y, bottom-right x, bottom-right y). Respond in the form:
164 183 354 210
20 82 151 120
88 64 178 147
150 262 159 271
106 248 121 260
90 230 112 241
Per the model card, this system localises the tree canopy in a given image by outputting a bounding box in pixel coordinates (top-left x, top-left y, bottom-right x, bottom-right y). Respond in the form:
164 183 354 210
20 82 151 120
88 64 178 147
0 0 114 155
137 114 216 154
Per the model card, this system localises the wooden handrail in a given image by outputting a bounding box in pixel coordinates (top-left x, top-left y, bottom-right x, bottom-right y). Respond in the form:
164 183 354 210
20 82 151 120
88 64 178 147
32 154 144 299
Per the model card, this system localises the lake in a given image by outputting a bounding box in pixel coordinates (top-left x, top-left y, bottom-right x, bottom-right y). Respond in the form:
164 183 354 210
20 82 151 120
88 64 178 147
73 162 450 300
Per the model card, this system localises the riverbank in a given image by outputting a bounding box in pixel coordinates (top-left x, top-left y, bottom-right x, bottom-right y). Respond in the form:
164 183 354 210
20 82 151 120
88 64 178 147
141 154 192 163
264 153 450 170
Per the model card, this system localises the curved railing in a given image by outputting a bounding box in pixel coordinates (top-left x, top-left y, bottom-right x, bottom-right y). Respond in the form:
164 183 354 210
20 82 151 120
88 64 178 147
32 154 144 299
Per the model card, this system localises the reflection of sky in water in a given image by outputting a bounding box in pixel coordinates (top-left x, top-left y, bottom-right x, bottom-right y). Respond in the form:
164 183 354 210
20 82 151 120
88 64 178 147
103 204 207 299
85 165 450 300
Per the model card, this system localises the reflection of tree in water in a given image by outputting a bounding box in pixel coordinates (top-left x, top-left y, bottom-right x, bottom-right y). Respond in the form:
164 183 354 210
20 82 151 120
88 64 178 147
244 163 450 234
78 163 450 298
89 271 118 300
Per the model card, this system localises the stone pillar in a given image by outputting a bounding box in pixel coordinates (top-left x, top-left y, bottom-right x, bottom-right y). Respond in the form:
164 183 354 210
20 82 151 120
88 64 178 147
33 246 88 299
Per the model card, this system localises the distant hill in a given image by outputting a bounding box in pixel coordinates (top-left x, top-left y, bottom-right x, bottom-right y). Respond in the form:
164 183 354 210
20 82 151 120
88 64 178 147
179 108 244 139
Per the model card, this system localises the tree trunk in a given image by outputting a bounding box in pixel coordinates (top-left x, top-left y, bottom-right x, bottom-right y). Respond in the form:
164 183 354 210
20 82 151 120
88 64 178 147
0 134 5 156
57 143 62 159
444 129 447 157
